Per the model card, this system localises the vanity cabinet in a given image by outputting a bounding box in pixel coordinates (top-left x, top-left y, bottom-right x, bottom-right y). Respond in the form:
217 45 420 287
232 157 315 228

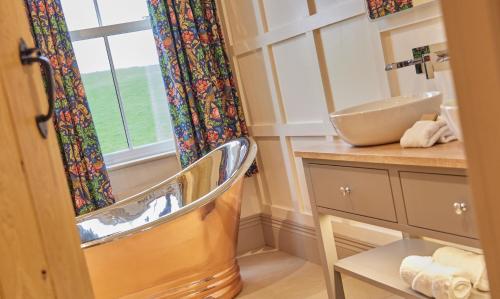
400 172 478 239
308 164 397 222
296 139 486 299
307 162 476 245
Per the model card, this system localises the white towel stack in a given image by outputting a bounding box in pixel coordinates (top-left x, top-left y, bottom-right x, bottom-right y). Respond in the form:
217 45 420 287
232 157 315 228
433 247 490 292
400 246 490 299
400 116 457 148
400 256 472 299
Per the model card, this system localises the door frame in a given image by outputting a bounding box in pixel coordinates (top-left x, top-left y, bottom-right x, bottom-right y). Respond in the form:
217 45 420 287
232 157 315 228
441 0 500 296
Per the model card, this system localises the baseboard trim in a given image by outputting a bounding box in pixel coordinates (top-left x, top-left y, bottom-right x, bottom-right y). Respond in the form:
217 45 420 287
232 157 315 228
239 213 376 263
237 214 266 254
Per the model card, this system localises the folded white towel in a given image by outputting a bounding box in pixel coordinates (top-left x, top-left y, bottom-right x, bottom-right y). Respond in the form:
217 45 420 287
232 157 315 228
412 262 472 299
433 247 490 292
400 256 433 286
400 116 457 148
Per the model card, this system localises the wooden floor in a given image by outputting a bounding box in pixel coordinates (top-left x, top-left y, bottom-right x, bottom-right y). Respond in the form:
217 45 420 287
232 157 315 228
238 248 492 299
237 248 400 299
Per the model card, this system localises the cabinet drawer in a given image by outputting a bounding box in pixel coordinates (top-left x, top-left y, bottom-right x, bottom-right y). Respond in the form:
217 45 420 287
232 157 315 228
400 172 477 239
309 164 397 222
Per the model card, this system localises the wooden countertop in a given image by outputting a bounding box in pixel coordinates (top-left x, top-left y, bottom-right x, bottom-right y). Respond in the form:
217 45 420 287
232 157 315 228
294 138 467 169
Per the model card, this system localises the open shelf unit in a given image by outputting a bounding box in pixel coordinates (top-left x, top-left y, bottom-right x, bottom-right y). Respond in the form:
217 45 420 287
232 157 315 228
333 239 490 299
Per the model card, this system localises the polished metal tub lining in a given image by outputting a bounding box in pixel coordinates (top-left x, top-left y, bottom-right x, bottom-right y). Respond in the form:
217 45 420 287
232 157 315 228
77 137 257 248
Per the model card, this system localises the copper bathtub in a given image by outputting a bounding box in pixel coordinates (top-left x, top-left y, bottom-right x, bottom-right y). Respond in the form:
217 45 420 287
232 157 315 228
77 137 257 298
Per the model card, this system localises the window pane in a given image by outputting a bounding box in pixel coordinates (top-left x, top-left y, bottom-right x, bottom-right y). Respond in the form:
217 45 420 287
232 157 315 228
73 38 129 154
108 30 172 148
60 0 99 31
96 0 149 26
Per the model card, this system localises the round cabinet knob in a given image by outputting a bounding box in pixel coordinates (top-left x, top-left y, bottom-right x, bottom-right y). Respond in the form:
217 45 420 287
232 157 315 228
340 186 351 197
453 202 467 215
345 186 351 195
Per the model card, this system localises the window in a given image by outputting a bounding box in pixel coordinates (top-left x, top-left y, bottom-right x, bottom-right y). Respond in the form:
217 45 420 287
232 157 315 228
60 0 174 165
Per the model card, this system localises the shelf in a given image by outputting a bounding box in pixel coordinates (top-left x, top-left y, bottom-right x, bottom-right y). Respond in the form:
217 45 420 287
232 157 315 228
334 239 490 299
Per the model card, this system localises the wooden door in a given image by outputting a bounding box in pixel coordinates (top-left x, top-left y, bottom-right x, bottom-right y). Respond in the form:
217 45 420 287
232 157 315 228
0 1 94 298
441 1 500 297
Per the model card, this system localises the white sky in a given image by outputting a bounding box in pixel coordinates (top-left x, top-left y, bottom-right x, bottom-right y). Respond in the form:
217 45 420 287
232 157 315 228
60 0 158 74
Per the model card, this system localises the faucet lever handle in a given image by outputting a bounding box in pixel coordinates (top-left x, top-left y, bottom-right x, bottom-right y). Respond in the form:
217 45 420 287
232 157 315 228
385 58 424 71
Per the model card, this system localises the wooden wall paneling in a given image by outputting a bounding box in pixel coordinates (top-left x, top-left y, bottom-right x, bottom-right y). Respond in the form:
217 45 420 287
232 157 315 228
0 1 93 298
320 14 391 110
441 0 500 295
261 0 309 30
249 123 334 137
217 0 269 217
255 138 294 210
271 34 327 123
380 31 401 97
231 0 365 56
376 1 457 100
376 0 441 33
303 30 335 127
259 46 287 125
221 0 260 44
384 17 455 101
259 0 330 219
312 29 336 114
251 0 287 126
279 137 305 212
236 50 277 125
314 0 352 11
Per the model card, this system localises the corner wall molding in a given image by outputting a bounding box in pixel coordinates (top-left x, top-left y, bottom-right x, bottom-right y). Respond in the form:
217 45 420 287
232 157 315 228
239 213 376 263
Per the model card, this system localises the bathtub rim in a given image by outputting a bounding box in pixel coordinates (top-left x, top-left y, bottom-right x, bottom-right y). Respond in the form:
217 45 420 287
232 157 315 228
77 137 257 249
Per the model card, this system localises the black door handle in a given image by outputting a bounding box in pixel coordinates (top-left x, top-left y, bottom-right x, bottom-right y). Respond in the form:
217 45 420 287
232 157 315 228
20 38 55 139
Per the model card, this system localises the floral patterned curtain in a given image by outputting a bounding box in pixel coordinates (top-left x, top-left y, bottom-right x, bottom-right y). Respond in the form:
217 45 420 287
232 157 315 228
148 0 257 175
26 0 115 215
367 0 413 19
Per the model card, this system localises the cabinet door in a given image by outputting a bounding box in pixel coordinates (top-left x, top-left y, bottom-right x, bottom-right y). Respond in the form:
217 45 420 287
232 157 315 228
0 1 93 298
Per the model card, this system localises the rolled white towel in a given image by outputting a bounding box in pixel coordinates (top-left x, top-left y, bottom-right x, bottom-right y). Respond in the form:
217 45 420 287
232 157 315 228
400 256 433 286
433 247 490 292
400 117 457 148
412 262 472 299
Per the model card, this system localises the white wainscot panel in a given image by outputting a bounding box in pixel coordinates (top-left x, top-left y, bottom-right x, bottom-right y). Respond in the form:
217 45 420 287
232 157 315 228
256 137 294 210
321 14 390 111
237 50 276 125
241 176 263 217
314 0 353 11
108 155 180 200
224 0 259 43
388 18 457 101
290 136 329 214
272 35 328 123
262 0 309 30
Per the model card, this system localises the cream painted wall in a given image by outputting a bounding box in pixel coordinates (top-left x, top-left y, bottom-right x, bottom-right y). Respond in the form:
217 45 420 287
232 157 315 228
219 0 454 246
108 154 181 200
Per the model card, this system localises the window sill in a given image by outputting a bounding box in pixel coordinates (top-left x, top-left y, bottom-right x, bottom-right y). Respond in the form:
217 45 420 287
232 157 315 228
107 150 177 172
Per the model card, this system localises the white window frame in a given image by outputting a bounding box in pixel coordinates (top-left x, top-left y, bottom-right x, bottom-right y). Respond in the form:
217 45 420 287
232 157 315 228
67 0 176 166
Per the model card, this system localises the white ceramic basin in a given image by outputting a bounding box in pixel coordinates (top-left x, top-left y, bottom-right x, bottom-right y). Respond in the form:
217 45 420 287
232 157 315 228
330 91 442 146
441 103 462 140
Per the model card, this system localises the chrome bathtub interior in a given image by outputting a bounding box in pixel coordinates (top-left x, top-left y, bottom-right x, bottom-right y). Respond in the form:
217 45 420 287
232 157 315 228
77 137 257 248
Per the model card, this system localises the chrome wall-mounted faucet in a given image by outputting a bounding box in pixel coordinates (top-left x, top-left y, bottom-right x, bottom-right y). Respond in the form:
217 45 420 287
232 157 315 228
385 57 428 71
385 42 449 79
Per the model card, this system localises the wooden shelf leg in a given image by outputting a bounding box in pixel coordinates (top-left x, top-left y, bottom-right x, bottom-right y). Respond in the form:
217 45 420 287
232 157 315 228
334 270 346 299
314 213 339 298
